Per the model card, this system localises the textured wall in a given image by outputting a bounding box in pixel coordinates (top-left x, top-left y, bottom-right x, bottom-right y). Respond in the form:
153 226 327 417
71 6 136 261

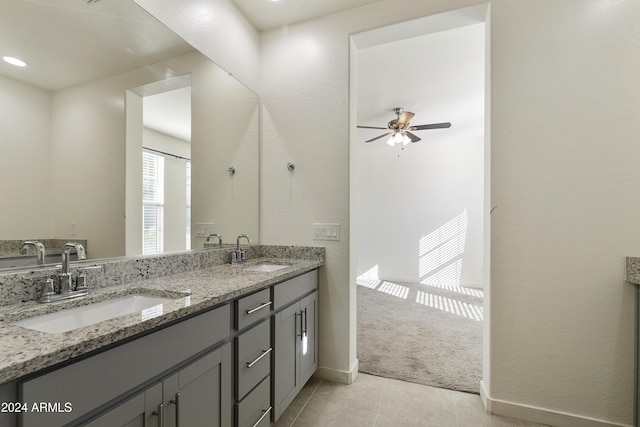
488 1 640 424
0 76 52 238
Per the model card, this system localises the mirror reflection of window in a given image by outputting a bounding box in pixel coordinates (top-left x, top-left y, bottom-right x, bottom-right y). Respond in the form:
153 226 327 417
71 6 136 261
141 85 192 254
142 151 165 254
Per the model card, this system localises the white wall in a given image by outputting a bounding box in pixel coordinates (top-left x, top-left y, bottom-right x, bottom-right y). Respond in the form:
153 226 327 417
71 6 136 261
0 76 52 238
487 1 638 425
261 0 638 425
354 24 485 287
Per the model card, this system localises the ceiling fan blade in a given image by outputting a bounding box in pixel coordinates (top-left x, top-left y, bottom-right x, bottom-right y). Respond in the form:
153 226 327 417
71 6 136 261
357 125 388 130
409 122 452 131
365 132 392 143
396 111 415 127
406 132 421 143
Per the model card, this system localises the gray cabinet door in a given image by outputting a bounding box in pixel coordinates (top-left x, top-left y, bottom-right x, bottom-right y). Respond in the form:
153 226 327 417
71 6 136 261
299 291 318 386
84 383 162 427
163 343 232 427
273 301 301 420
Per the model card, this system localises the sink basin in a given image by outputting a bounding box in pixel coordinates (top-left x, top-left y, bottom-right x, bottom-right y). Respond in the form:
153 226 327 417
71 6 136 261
245 264 289 273
13 294 175 334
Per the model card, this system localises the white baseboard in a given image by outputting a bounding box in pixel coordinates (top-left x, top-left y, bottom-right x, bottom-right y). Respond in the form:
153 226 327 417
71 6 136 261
314 359 359 385
481 384 631 427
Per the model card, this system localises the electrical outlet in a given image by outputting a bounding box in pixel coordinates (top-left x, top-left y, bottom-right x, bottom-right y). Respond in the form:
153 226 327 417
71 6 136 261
313 223 340 241
195 223 215 238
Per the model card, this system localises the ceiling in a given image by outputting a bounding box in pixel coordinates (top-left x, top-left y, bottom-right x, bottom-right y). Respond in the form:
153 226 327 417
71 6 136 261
143 87 192 142
1 0 195 142
230 0 383 30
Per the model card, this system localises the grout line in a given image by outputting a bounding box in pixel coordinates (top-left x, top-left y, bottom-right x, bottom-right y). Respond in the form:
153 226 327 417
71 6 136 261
371 377 389 426
289 379 323 426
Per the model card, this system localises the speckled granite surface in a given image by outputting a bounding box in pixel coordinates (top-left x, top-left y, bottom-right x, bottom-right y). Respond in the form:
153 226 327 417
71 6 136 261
626 257 640 284
0 245 323 384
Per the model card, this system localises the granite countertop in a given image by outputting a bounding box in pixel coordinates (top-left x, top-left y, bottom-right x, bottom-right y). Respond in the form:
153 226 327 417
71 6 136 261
626 257 640 285
0 257 322 385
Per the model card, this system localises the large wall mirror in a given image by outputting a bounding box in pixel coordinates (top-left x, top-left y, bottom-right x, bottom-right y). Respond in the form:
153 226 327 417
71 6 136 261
0 0 259 268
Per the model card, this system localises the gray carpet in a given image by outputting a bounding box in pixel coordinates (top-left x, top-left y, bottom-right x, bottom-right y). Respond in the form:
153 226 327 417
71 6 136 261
357 279 483 394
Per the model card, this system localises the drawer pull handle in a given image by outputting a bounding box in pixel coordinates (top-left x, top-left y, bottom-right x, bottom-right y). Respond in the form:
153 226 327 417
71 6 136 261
251 407 272 427
170 392 181 427
246 347 272 368
152 403 164 427
246 301 272 315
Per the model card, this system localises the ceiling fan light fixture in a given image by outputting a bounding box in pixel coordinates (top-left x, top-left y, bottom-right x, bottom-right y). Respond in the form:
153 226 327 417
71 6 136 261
386 136 395 147
402 134 411 145
392 132 404 144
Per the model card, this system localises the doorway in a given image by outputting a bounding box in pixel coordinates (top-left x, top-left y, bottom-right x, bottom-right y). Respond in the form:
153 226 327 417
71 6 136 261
125 75 192 256
350 7 488 394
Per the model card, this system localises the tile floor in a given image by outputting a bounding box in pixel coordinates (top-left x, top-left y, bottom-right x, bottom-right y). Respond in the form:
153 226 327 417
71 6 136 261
273 373 547 427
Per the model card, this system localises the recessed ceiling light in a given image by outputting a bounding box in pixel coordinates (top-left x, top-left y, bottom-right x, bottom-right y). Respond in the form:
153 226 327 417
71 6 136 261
2 56 28 67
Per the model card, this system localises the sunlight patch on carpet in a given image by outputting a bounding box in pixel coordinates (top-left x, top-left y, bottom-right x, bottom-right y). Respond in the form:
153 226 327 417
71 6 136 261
415 290 483 321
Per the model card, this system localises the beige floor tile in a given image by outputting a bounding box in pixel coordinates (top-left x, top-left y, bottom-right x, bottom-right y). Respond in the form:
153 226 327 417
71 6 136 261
374 413 427 427
291 398 377 427
379 377 457 427
273 377 322 427
311 372 386 413
278 374 545 427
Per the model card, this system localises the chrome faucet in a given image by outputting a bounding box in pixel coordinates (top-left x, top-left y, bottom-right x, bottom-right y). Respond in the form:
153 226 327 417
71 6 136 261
206 233 223 246
20 241 46 265
40 242 88 303
232 234 251 264
60 243 86 294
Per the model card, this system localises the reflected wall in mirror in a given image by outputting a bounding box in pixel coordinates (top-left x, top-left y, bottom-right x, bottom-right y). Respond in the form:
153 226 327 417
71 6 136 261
0 0 259 268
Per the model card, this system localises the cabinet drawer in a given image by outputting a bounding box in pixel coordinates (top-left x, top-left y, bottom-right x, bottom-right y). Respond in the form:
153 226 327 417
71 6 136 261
236 376 271 427
236 319 271 399
273 269 318 311
236 288 271 330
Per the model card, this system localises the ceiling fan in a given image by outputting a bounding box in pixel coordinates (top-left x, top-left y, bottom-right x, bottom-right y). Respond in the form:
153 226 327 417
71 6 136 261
358 107 451 146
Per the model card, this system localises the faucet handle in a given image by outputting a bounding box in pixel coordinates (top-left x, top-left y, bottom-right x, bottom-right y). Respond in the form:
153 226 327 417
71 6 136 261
75 273 87 290
39 276 56 302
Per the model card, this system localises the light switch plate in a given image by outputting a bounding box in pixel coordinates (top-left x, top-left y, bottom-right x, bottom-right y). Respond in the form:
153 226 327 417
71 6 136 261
313 223 340 241
195 223 215 237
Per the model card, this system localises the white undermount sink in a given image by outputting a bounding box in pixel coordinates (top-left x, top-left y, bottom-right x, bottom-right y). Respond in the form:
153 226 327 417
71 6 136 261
245 264 289 273
13 294 175 334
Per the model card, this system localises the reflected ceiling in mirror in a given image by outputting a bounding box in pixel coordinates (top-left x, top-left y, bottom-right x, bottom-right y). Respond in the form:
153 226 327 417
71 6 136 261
0 0 260 268
0 0 194 91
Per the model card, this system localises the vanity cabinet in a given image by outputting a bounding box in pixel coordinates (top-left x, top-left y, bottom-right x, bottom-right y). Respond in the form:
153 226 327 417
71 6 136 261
19 304 232 427
84 382 162 427
234 290 273 427
4 266 320 427
85 343 231 427
162 344 231 427
272 270 318 421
